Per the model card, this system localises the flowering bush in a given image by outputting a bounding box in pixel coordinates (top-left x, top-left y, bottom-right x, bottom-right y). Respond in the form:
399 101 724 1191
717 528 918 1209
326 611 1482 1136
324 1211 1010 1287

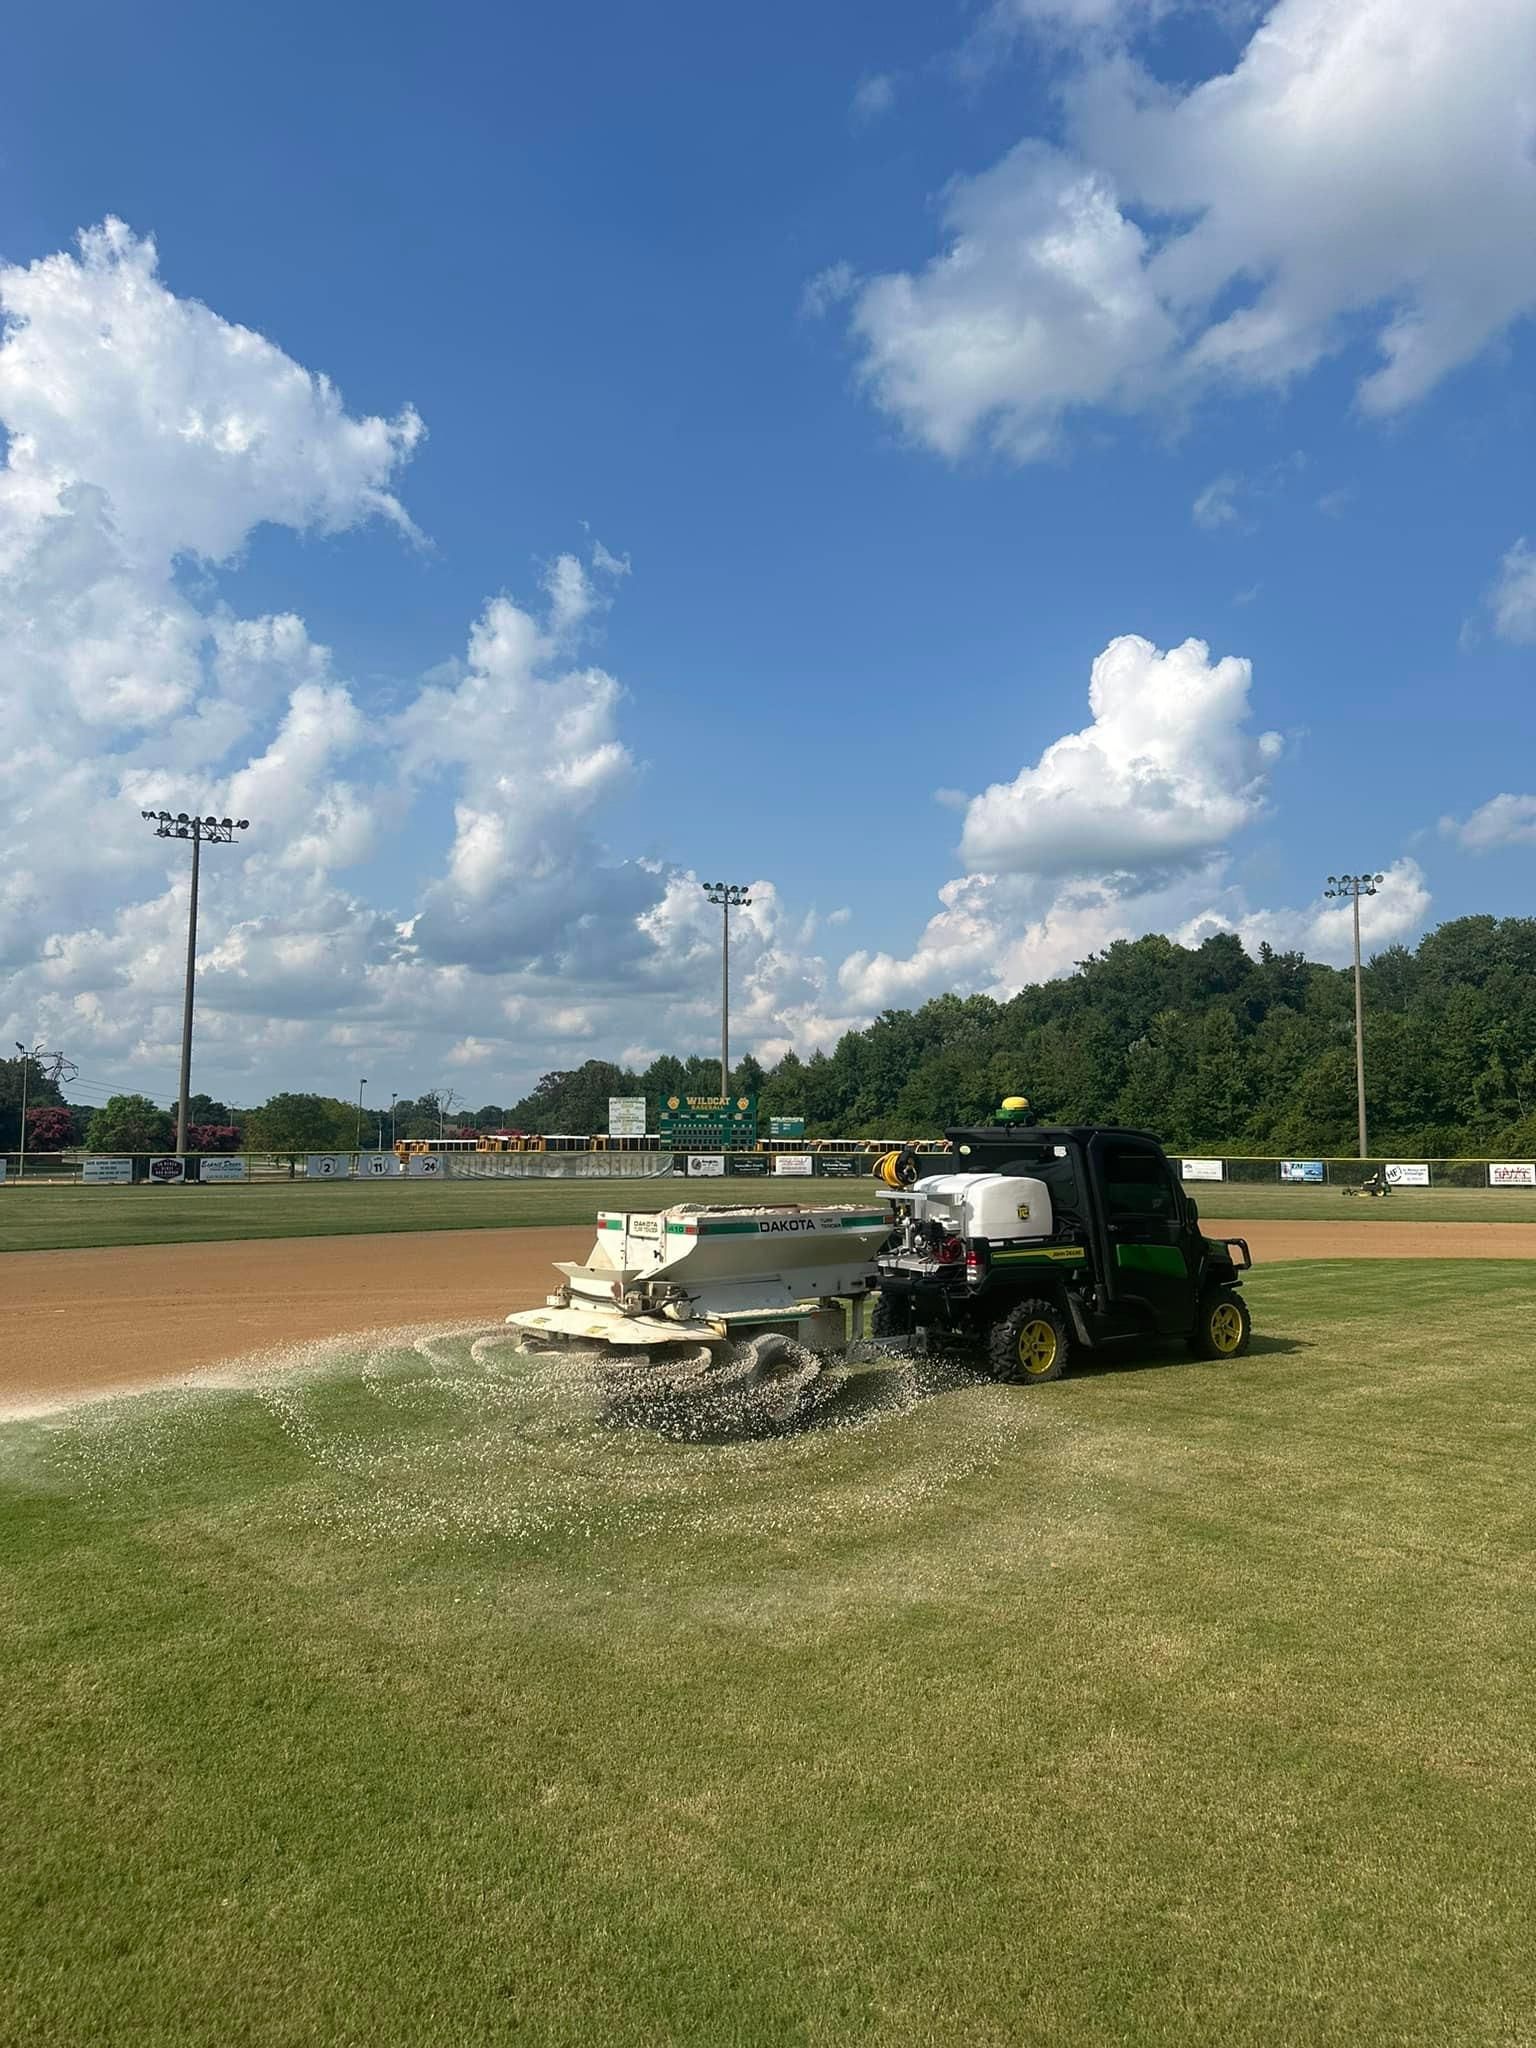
25 1105 78 1149
186 1123 242 1153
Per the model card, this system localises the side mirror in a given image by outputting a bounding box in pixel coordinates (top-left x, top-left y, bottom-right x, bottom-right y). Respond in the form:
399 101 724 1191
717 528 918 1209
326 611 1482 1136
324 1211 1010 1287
1186 1197 1199 1225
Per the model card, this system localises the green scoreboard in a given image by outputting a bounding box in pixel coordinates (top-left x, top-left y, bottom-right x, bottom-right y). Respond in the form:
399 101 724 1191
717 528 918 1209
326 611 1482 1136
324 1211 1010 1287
658 1094 758 1148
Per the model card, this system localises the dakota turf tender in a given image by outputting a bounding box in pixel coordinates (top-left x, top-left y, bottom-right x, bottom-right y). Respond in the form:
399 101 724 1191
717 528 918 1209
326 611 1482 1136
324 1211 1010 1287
506 1201 894 1355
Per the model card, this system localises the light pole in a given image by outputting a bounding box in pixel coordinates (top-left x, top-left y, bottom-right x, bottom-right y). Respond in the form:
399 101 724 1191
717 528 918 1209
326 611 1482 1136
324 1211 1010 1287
140 812 250 1152
390 1092 398 1148
14 1042 35 1179
357 1078 368 1150
702 882 751 1100
1325 872 1384 1160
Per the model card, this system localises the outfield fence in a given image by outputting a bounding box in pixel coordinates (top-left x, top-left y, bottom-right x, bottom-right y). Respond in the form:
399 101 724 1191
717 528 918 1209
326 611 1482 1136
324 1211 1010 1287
5 1148 1536 1190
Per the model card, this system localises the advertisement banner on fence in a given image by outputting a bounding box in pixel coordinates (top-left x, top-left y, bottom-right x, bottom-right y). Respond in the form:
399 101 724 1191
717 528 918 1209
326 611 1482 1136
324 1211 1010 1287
1386 1163 1431 1187
686 1154 725 1177
814 1156 862 1178
608 1096 647 1138
1181 1158 1225 1182
306 1153 351 1180
148 1156 186 1184
727 1154 770 1176
1280 1160 1326 1183
361 1154 401 1176
0 1158 6 1182
1489 1162 1536 1188
774 1154 815 1176
82 1156 133 1185
197 1157 247 1183
406 1153 444 1177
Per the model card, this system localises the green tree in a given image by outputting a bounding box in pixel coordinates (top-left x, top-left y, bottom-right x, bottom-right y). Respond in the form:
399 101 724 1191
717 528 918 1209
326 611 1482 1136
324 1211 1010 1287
86 1094 175 1153
185 1091 233 1126
0 1054 66 1150
506 1061 641 1134
729 1053 767 1098
1116 1013 1191 1140
757 1049 807 1121
244 1093 355 1152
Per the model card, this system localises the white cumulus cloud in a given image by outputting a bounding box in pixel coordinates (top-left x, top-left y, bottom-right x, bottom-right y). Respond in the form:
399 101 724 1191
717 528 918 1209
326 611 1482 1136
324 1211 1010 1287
0 219 421 566
959 635 1281 880
1441 795 1536 854
1487 539 1536 645
850 144 1175 460
851 73 898 125
0 219 846 1102
1192 475 1242 530
1178 858 1432 964
837 634 1424 1011
841 0 1536 458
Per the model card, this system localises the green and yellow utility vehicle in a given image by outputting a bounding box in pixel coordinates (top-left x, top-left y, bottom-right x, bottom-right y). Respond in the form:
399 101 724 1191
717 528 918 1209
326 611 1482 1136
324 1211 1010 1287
871 1117 1253 1381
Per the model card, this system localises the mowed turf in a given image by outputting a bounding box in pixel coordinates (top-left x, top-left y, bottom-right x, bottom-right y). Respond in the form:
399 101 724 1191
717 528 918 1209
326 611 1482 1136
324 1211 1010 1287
4 1261 1536 2046
0 1176 799 1251
7 1174 1536 1252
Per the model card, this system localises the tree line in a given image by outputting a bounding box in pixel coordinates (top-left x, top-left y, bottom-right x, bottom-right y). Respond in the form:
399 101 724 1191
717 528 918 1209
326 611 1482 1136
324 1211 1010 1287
480 917 1536 1157
8 916 1536 1158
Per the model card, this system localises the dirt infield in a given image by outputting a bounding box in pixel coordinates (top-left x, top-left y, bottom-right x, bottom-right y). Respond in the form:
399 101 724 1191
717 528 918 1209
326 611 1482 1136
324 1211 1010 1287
6 1216 1535 1416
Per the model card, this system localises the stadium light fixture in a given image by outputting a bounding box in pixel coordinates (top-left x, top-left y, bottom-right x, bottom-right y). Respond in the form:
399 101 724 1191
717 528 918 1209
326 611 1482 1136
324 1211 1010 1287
1324 872 1385 1160
701 881 752 1100
139 809 251 1153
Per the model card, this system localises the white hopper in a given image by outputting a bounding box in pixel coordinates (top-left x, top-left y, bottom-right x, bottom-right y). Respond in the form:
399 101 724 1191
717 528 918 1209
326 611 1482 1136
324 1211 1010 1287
507 1201 895 1351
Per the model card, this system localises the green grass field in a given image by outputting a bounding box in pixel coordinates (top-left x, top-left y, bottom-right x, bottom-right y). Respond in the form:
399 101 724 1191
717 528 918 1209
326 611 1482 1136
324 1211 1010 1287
7 1175 1536 1253
5 1260 1536 2045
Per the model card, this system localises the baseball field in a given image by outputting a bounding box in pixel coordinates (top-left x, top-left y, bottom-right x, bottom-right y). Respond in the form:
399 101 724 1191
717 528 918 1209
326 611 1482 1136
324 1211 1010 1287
5 1191 1536 2045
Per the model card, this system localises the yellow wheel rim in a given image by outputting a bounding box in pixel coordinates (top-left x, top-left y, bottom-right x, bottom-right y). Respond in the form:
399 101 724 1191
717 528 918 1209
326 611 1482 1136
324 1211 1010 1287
1209 1302 1244 1354
1017 1318 1059 1376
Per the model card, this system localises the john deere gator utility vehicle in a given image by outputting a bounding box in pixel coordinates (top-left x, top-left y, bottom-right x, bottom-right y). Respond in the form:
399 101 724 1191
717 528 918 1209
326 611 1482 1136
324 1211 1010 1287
871 1115 1253 1382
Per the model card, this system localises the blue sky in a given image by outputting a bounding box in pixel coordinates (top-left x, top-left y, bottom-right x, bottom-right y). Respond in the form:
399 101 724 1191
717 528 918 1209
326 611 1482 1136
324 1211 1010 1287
3 0 1535 1110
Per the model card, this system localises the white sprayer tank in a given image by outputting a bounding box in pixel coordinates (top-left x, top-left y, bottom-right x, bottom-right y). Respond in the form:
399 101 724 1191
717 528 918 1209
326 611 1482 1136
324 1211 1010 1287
905 1172 1054 1242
